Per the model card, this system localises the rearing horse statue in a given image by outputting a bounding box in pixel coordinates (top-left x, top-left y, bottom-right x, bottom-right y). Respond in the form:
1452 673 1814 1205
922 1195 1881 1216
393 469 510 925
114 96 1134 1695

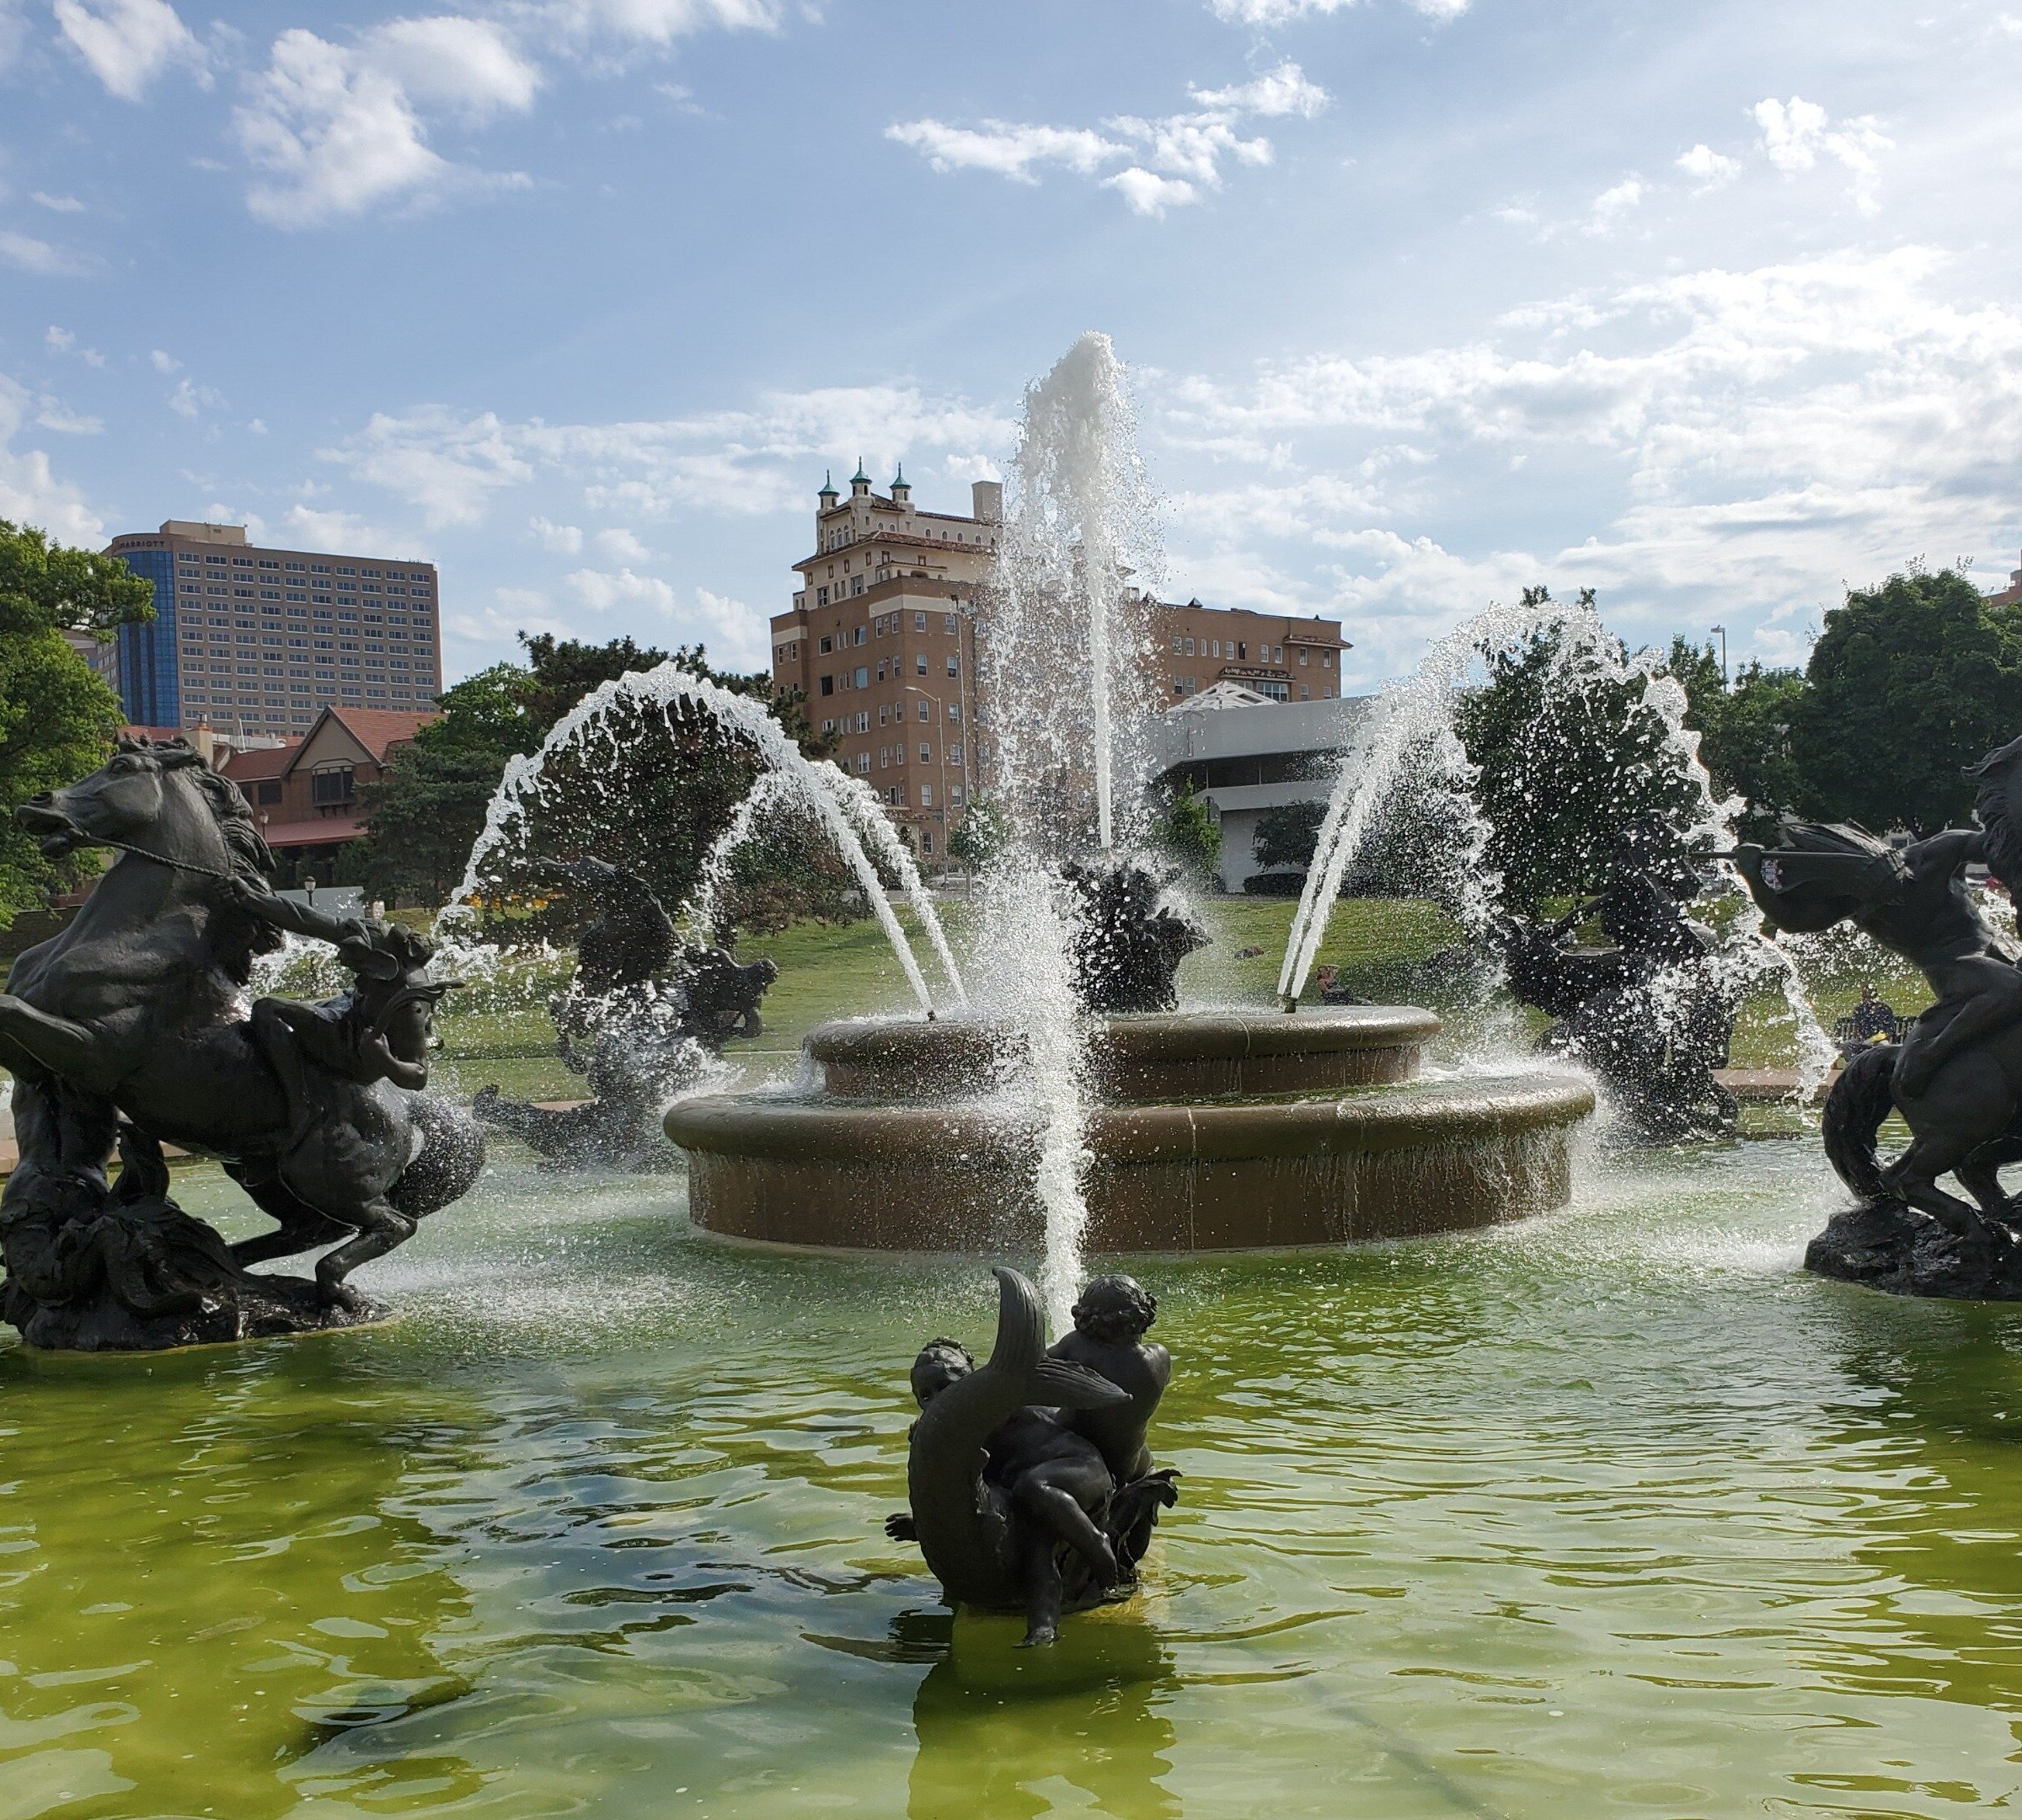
1 736 484 1346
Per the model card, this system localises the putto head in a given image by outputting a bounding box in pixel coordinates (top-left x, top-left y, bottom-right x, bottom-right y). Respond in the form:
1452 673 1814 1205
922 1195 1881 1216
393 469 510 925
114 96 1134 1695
1071 1274 1156 1343
910 1338 973 1408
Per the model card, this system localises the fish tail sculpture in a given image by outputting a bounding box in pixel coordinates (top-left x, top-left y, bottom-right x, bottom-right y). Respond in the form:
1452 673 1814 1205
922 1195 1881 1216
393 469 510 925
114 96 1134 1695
906 1266 1128 1610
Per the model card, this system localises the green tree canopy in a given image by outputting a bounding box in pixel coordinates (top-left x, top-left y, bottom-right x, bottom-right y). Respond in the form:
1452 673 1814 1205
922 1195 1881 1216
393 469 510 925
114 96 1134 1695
0 520 154 927
356 632 841 922
1454 589 1707 915
1252 800 1325 873
1791 568 2022 834
1666 637 1808 844
1156 778 1222 882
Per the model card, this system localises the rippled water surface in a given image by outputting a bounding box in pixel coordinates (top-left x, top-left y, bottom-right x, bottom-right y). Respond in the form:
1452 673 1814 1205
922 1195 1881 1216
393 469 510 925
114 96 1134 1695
6 1142 2022 1818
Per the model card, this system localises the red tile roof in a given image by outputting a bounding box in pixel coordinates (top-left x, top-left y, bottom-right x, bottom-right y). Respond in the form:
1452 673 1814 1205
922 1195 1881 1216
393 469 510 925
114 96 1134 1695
220 742 300 782
321 706 441 763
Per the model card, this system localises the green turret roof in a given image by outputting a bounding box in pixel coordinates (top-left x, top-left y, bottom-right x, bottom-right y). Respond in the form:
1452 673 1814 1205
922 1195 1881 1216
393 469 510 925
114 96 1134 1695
851 458 870 484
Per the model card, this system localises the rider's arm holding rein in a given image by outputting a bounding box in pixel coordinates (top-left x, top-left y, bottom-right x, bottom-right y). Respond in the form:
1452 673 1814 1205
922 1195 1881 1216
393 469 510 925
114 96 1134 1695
227 876 366 950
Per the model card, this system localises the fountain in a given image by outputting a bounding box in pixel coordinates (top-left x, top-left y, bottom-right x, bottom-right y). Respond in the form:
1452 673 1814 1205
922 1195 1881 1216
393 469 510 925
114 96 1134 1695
664 335 1594 1274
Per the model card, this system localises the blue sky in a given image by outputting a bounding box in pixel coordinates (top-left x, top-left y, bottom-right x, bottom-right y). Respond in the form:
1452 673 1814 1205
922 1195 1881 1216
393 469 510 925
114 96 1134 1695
3 0 2019 692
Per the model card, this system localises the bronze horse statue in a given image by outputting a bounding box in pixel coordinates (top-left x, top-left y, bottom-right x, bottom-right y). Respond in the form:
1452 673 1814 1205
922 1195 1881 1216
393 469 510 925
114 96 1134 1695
1 736 483 1343
1734 732 2022 1292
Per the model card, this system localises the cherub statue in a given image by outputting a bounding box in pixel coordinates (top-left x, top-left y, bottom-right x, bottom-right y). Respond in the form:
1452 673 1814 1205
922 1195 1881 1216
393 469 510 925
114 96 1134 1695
885 1267 1180 1647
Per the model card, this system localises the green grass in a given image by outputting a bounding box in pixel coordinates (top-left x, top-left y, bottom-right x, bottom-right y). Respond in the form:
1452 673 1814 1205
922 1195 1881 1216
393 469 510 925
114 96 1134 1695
1 893 1938 1114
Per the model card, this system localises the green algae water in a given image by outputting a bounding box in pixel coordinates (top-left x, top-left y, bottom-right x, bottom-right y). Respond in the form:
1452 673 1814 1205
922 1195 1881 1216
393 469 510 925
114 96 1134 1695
5 1143 2021 1818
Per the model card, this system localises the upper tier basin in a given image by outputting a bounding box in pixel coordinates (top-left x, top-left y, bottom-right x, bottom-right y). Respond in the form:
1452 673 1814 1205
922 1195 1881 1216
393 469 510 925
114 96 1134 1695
665 1005 1594 1255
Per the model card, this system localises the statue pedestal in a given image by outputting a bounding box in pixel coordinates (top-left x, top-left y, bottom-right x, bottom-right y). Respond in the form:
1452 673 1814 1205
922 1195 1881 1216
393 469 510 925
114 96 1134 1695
1805 1200 2022 1301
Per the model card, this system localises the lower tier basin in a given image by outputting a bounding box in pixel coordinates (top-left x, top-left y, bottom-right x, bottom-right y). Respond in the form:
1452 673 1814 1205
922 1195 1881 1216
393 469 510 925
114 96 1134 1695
665 1008 1595 1253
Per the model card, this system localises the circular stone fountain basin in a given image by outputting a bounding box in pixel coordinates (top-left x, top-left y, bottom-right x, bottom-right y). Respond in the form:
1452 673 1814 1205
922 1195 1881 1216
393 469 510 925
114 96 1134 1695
665 1006 1594 1253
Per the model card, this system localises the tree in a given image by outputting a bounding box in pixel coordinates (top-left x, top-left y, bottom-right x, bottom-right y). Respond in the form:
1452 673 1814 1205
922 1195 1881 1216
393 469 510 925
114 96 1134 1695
1157 777 1222 881
1252 800 1326 873
352 631 843 921
0 520 154 926
1792 568 2022 834
353 746 510 907
1667 637 1808 843
1454 589 1707 915
948 792 1007 870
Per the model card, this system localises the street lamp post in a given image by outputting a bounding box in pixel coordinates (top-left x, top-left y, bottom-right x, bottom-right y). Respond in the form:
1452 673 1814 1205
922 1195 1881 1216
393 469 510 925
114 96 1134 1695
1709 623 1728 686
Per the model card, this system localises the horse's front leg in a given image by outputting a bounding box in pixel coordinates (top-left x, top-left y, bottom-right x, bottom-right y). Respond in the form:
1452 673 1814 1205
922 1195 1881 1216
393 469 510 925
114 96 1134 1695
0 996 120 1095
312 1196 417 1310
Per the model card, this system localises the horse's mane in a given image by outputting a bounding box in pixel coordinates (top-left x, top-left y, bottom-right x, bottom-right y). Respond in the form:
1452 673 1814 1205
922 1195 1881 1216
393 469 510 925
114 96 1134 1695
120 736 281 982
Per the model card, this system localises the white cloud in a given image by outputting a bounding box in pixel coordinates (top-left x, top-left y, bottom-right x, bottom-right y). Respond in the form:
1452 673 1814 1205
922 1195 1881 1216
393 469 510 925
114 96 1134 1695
0 231 89 276
0 374 105 542
31 192 85 212
280 503 404 550
566 565 675 612
149 348 180 372
327 383 1014 527
1585 176 1644 234
1676 142 1739 188
1105 169 1201 216
594 525 651 562
1209 0 1467 20
1752 95 1891 211
329 406 535 525
530 515 583 552
35 399 102 434
52 0 201 100
1157 247 2022 674
236 19 540 228
887 62 1328 213
45 326 75 352
167 376 223 417
692 586 766 666
883 120 1123 183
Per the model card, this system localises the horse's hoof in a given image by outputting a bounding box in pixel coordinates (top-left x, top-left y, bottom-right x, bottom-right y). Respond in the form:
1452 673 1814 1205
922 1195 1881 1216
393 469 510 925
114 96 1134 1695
318 1282 364 1314
1018 1625 1058 1650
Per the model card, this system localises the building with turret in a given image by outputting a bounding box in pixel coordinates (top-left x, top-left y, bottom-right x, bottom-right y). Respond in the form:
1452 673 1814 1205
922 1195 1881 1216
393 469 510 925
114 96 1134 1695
767 468 1354 856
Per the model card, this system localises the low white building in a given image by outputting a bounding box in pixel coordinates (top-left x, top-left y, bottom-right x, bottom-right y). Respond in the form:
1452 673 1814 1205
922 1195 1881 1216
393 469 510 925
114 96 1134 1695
1147 689 1373 891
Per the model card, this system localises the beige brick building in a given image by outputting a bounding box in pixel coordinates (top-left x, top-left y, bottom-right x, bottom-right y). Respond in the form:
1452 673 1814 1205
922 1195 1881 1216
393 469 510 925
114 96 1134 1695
768 468 1352 854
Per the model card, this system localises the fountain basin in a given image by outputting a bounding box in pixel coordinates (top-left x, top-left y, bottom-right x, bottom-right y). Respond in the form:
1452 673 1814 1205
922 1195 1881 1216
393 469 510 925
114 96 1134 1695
666 1007 1593 1253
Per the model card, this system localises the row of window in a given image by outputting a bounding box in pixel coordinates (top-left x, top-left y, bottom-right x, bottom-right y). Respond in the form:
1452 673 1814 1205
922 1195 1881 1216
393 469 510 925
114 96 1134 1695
1171 632 1335 669
841 765 963 810
870 743 965 768
185 586 431 603
812 612 959 656
176 554 430 582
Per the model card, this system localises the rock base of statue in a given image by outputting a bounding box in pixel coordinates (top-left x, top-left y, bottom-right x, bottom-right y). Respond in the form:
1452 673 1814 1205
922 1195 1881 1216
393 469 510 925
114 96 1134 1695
2 1178 380 1352
1805 1199 2022 1301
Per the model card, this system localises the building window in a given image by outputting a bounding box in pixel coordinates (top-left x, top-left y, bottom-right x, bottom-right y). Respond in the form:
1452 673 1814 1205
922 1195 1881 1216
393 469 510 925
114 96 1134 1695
820 675 834 695
922 830 934 854
1299 649 1309 666
948 704 960 725
1324 651 1334 667
918 743 931 764
914 611 926 630
944 613 956 634
951 784 965 805
311 766 354 806
852 626 865 645
817 587 830 607
255 781 282 806
915 655 928 676
854 666 868 688
920 784 933 808
855 752 870 775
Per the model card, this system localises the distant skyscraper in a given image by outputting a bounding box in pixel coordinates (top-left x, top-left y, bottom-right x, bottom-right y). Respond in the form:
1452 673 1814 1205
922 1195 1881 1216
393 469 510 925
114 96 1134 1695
103 521 442 736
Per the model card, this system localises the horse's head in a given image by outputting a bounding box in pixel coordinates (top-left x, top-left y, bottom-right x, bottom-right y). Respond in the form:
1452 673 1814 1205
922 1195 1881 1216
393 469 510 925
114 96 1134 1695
18 736 272 882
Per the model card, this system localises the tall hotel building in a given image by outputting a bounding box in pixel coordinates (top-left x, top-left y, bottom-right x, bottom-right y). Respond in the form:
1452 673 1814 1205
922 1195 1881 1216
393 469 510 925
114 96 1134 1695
768 467 1349 854
768 466 1002 858
103 521 442 736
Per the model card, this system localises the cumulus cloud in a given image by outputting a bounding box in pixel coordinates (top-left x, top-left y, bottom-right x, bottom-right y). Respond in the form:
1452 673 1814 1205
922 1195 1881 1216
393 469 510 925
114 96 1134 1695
886 62 1327 213
530 515 583 552
167 376 223 417
1156 248 2022 676
53 0 201 100
31 192 86 212
883 120 1122 182
1584 176 1644 234
0 230 90 276
594 525 651 562
1209 0 1468 20
1752 95 1891 211
236 19 540 228
324 383 1014 527
231 2 779 228
1676 142 1740 188
565 565 675 612
0 374 106 542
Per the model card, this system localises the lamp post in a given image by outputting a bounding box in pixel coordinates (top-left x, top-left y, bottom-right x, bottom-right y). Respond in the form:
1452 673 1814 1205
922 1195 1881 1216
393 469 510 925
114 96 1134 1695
1709 623 1728 686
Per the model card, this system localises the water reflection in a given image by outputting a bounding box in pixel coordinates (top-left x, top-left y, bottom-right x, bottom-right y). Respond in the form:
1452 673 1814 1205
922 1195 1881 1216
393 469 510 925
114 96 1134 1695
900 1607 1180 1820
